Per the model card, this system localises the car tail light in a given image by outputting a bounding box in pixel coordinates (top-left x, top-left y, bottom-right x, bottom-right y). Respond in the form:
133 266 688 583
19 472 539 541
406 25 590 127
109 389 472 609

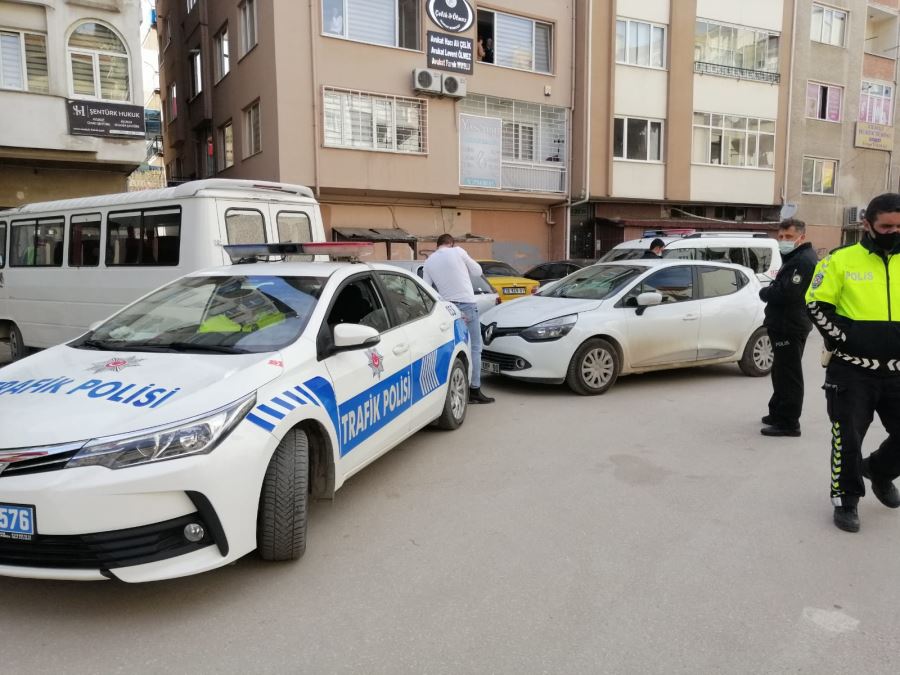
530 286 539 294
495 297 502 305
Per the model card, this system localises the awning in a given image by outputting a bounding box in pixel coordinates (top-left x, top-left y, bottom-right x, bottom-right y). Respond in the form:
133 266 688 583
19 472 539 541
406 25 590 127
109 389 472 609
332 227 418 259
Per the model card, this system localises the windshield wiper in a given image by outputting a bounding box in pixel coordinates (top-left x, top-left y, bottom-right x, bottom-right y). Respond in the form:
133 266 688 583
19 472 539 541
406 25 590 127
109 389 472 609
77 338 129 351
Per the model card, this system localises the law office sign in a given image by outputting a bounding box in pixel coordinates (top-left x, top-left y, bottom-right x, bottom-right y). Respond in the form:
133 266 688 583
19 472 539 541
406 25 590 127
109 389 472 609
66 100 146 139
427 31 473 73
855 122 894 151
427 0 474 33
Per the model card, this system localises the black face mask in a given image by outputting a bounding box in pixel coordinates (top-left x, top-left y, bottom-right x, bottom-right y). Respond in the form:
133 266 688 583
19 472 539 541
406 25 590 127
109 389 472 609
867 229 900 252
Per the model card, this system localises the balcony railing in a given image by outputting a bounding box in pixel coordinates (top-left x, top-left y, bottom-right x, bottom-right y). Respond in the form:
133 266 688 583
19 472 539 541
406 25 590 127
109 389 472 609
694 61 780 84
501 162 567 193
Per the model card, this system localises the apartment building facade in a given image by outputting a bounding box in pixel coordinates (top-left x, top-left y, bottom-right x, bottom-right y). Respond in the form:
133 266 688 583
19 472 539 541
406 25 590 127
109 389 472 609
786 0 900 250
0 0 146 207
570 0 794 257
156 0 574 266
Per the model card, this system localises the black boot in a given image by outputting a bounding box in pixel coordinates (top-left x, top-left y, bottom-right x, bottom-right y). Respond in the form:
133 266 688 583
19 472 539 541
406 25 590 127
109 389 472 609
761 414 776 425
469 387 495 404
862 458 900 508
833 505 860 533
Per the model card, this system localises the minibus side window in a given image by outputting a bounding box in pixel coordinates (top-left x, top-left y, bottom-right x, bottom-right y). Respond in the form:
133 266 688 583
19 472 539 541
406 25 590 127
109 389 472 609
748 247 772 274
69 213 102 267
225 208 266 244
0 222 6 267
106 207 181 266
10 217 64 267
276 211 312 243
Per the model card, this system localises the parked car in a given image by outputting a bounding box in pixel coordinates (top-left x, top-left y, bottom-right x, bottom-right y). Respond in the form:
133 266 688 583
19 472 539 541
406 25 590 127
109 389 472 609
661 232 782 284
523 259 593 286
0 244 471 582
596 236 686 262
477 260 541 301
479 259 772 395
375 260 500 314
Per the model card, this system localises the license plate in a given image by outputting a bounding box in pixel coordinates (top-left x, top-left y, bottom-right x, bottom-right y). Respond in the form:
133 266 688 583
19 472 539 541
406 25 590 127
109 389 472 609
503 287 526 295
0 503 35 540
481 361 501 374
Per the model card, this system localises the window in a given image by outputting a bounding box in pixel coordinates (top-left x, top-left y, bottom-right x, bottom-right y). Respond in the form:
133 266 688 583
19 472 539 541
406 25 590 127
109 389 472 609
378 273 432 324
747 248 773 274
615 18 666 68
324 88 427 154
323 0 420 51
802 157 837 195
478 10 552 73
214 26 230 82
244 101 261 156
225 209 266 244
10 217 64 267
167 82 177 120
692 112 776 169
187 50 202 98
68 214 102 267
626 266 694 304
0 30 48 93
860 81 893 125
187 0 198 11
277 211 313 243
106 208 181 266
327 277 389 333
806 82 842 121
811 4 847 46
503 122 535 161
239 0 258 56
218 121 234 170
693 20 779 74
613 117 663 161
0 221 6 267
67 22 130 101
698 267 741 298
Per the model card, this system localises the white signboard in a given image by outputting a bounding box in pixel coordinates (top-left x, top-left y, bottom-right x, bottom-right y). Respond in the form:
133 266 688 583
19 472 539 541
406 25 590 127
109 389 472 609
459 114 502 189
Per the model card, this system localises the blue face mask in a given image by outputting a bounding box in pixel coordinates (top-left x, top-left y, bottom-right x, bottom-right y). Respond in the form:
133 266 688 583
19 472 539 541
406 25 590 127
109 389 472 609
778 240 798 255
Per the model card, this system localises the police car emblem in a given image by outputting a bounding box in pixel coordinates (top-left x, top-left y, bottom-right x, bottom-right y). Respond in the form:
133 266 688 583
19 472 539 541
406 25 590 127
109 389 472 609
811 272 824 289
366 348 385 379
792 272 803 285
88 356 144 373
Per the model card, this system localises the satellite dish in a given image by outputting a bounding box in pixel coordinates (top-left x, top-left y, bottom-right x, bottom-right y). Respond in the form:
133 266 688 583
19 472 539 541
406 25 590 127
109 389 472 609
780 202 798 220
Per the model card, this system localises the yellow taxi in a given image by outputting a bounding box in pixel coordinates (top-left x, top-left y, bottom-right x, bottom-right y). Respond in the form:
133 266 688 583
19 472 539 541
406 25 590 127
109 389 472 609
477 260 541 302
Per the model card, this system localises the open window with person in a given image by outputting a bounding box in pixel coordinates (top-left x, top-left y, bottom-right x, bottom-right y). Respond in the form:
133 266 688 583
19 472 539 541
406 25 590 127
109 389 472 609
477 9 551 73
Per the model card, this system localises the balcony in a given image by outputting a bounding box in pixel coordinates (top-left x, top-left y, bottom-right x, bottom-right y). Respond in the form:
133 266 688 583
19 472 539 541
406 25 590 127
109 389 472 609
694 61 780 84
866 4 899 60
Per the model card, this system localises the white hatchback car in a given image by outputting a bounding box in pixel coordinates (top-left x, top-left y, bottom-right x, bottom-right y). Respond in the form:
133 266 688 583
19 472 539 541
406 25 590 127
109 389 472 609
479 260 772 395
0 245 471 582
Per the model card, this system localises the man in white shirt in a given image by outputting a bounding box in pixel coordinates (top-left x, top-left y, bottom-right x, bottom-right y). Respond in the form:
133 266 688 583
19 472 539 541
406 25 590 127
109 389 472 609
423 234 495 403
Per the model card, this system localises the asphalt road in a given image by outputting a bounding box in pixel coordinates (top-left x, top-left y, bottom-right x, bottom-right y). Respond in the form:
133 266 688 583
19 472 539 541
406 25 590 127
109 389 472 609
1 335 899 674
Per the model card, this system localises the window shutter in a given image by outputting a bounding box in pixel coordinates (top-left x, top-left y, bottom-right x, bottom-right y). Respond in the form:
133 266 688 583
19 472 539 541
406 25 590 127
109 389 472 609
496 13 533 70
24 33 48 93
99 54 130 101
71 53 96 97
534 23 551 73
348 0 395 47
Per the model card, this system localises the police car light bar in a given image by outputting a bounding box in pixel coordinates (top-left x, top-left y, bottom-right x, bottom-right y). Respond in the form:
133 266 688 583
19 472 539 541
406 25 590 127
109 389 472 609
224 242 374 264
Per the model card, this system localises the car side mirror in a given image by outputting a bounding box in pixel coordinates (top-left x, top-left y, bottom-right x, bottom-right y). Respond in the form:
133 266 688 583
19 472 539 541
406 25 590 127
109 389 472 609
635 291 663 316
332 323 380 353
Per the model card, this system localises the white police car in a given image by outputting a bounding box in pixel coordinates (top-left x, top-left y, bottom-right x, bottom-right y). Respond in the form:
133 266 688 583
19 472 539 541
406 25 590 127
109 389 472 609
0 243 471 582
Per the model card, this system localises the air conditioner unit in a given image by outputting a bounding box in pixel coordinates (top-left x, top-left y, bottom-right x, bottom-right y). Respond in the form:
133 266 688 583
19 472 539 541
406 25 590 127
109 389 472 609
441 74 467 98
413 69 441 95
846 205 867 224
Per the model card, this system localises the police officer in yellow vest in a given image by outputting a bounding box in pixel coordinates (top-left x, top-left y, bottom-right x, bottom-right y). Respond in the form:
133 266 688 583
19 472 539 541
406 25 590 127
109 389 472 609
806 193 900 533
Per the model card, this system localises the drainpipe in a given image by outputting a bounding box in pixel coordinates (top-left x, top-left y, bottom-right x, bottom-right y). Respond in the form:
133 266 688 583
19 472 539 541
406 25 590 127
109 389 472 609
566 0 593 258
888 15 900 192
308 0 322 197
781 0 798 209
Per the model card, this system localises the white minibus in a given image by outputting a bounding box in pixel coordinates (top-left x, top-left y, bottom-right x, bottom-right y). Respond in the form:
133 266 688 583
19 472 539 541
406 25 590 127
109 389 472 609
0 179 326 360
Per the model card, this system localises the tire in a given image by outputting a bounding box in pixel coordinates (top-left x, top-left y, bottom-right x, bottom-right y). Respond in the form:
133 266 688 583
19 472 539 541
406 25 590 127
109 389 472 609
566 338 620 395
436 358 469 430
257 428 309 561
8 324 27 362
739 327 773 377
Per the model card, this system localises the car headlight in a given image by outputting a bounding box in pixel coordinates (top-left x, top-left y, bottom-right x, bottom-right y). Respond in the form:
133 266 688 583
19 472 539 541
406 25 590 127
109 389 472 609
520 314 578 342
66 394 256 470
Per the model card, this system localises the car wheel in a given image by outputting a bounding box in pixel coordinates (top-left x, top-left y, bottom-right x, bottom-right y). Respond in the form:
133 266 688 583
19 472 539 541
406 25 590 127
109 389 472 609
436 358 469 430
739 327 773 377
258 427 309 561
566 338 620 395
8 323 27 362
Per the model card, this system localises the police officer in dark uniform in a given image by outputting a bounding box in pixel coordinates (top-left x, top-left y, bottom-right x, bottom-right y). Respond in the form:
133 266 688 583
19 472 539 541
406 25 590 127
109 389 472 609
806 193 900 532
641 238 666 259
759 219 818 437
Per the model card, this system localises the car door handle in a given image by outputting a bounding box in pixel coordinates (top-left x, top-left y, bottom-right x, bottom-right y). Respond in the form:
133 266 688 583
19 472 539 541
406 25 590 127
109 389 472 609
439 321 451 331
682 314 699 321
393 343 409 355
